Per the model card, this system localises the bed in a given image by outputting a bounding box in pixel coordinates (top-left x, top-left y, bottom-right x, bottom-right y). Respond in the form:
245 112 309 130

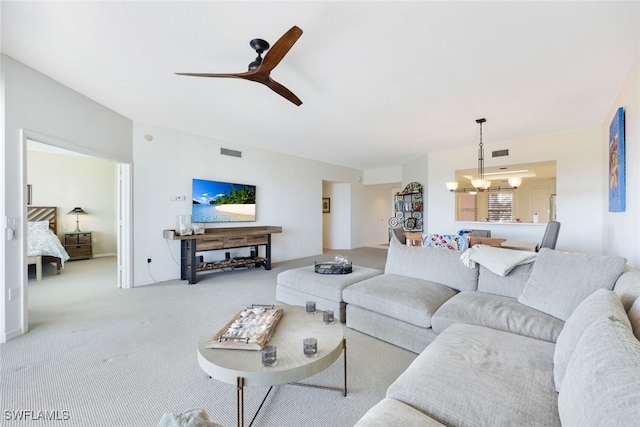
27 206 70 275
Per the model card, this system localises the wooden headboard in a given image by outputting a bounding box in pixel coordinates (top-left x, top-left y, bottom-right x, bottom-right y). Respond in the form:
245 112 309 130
27 206 58 235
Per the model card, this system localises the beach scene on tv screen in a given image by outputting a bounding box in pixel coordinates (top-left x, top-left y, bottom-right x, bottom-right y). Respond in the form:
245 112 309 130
192 179 256 222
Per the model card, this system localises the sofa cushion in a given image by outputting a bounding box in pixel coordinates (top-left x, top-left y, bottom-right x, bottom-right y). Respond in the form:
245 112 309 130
477 263 533 298
553 289 629 392
353 398 445 427
613 269 640 312
346 304 438 354
630 297 640 341
558 316 640 426
517 248 626 320
342 274 458 328
276 265 382 302
431 291 564 342
387 323 560 427
385 242 478 291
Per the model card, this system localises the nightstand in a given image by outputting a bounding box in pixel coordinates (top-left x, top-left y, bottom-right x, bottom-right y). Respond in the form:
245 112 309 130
64 232 93 260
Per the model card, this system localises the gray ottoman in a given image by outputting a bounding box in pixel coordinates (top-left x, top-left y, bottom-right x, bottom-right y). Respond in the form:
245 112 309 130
276 265 383 323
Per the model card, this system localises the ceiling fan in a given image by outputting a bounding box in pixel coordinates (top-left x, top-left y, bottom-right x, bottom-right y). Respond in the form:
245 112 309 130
176 26 303 106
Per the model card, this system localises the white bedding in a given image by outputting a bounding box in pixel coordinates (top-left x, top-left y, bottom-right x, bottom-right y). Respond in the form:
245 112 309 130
28 222 70 266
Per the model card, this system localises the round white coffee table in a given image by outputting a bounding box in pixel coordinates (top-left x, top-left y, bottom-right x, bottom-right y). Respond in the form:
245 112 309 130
197 305 347 427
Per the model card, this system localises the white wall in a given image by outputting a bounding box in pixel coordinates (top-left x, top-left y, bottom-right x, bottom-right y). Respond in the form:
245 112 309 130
360 184 396 247
426 128 604 254
2 55 132 341
328 182 351 250
132 123 364 285
27 150 117 256
324 181 393 250
364 167 402 185
603 55 640 267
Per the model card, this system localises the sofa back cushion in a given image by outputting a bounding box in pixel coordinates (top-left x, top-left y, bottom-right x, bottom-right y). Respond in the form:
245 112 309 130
557 315 640 426
517 249 626 320
630 298 640 342
613 269 640 312
553 289 629 391
385 242 478 291
477 263 533 298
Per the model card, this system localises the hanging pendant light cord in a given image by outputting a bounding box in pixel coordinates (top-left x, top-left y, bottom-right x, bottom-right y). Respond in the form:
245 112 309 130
476 118 486 186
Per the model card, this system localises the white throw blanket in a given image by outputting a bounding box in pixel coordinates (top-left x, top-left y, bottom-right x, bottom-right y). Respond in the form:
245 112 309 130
460 244 537 276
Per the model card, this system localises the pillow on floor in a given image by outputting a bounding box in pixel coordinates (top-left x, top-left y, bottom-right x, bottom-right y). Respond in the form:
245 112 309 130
157 409 223 427
517 249 626 320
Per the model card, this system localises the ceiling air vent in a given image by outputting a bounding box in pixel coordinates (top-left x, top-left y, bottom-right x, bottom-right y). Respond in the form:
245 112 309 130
492 149 509 158
220 148 242 158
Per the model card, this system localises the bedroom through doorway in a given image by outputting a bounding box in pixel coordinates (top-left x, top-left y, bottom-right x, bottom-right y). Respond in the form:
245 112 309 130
23 132 132 334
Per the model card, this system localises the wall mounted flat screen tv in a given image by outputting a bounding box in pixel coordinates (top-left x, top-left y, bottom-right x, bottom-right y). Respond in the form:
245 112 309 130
192 179 256 223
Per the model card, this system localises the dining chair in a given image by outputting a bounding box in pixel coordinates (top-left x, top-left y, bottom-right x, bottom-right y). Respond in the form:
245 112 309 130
539 221 561 250
390 227 407 245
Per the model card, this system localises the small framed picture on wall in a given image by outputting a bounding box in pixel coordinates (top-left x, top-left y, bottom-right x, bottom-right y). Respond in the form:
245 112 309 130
322 198 330 213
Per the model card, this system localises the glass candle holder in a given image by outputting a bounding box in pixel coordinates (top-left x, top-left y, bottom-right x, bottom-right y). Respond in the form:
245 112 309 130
306 301 316 314
303 338 317 358
323 310 335 325
261 345 277 367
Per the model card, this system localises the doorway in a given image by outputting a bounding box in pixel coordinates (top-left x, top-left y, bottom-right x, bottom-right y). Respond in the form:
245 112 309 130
21 130 132 334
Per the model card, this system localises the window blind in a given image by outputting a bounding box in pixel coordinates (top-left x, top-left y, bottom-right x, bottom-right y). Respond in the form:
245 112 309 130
487 193 513 221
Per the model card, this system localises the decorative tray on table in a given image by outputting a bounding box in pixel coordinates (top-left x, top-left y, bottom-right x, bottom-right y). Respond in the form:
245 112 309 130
206 304 284 351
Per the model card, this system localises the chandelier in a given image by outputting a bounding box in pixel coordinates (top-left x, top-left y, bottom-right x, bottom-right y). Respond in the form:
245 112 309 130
446 118 522 194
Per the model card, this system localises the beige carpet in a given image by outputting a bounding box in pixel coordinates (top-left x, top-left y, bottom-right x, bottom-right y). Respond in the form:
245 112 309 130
1 248 416 427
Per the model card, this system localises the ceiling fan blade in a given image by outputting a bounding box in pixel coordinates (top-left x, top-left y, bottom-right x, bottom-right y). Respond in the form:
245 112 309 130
175 72 252 79
263 77 302 106
258 26 303 73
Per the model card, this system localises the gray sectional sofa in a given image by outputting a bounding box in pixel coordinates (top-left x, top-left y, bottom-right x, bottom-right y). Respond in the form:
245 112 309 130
347 242 640 426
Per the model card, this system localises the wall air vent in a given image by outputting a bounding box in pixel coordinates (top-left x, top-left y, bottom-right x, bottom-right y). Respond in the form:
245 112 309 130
220 148 242 158
492 149 509 158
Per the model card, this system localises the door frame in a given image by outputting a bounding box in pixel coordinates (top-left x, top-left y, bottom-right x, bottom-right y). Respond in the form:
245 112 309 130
20 129 133 334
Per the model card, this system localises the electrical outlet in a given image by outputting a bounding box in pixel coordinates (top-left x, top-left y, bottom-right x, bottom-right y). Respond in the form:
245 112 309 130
176 195 186 201
8 288 19 301
147 256 152 263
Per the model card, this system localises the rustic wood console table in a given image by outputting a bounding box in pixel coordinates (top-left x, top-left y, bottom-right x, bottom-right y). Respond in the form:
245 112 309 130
163 226 282 284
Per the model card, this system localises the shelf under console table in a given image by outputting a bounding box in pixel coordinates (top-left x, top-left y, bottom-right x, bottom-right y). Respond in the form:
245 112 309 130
163 226 282 284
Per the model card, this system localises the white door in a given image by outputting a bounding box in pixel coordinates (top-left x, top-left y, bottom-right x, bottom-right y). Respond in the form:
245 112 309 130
531 186 551 222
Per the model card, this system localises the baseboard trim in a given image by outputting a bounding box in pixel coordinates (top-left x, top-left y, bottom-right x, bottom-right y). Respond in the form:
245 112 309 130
93 253 116 258
3 327 25 342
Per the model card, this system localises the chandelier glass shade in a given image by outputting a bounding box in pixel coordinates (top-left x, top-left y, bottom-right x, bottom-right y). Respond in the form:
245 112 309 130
508 177 523 188
445 181 459 191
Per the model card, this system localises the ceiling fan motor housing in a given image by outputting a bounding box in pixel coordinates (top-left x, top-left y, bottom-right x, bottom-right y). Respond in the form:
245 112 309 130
248 38 270 70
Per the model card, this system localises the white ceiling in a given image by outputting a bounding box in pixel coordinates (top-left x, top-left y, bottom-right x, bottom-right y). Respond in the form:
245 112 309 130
2 1 639 170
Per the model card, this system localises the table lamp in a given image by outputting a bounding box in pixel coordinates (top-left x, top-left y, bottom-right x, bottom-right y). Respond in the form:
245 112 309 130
67 207 88 232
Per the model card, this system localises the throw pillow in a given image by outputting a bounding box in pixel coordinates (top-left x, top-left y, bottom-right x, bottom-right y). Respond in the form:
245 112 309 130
517 248 626 320
553 289 629 392
558 316 640 426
